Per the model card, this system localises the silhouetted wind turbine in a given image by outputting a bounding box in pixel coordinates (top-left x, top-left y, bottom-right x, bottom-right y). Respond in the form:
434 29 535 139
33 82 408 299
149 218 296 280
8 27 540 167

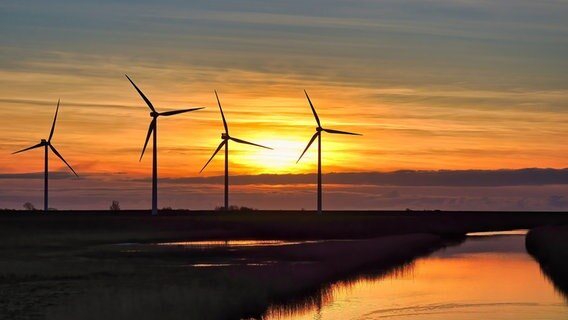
126 74 204 216
12 100 78 213
297 90 361 214
200 91 272 211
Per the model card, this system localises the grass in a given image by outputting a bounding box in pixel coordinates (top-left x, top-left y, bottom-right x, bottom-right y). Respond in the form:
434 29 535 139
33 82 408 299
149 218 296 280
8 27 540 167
1 210 567 319
43 234 445 320
526 225 568 298
2 210 567 247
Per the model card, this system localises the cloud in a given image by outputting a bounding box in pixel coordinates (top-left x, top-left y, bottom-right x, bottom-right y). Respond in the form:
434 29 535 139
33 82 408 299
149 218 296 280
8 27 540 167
158 168 568 187
1 170 567 211
548 195 568 208
0 171 81 180
0 98 138 111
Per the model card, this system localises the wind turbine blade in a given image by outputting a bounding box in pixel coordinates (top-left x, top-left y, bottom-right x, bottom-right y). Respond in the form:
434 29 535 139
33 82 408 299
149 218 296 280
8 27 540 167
48 99 60 142
296 132 319 163
49 145 79 177
304 90 321 127
200 140 226 173
12 142 45 154
125 74 157 113
215 90 229 134
230 137 272 150
140 119 156 161
322 128 362 136
160 107 204 116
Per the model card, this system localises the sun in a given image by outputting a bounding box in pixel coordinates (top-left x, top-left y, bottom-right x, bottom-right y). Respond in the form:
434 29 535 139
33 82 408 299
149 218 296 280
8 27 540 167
233 138 316 174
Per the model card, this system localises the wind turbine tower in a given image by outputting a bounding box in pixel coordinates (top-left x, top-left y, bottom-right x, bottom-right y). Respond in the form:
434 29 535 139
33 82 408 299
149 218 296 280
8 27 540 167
126 75 204 215
12 100 78 212
200 91 272 211
297 90 361 214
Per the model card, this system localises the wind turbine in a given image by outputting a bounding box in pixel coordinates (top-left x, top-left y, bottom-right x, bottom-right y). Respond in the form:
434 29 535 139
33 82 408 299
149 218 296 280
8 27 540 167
126 74 204 216
200 91 272 211
297 90 361 214
12 100 78 213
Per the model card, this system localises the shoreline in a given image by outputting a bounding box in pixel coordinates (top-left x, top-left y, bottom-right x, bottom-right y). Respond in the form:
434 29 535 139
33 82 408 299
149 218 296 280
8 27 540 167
46 234 449 320
2 210 567 246
526 225 568 298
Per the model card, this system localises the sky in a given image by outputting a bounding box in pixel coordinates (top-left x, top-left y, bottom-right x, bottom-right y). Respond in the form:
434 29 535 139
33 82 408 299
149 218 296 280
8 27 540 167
0 0 567 210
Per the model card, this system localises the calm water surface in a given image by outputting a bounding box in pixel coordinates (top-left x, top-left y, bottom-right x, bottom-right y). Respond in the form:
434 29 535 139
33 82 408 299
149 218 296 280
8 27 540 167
157 240 321 248
265 231 568 320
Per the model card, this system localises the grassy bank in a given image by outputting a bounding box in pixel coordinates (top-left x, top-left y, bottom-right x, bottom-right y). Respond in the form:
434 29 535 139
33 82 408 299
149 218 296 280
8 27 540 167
50 234 447 320
1 231 445 319
2 210 567 247
526 225 568 297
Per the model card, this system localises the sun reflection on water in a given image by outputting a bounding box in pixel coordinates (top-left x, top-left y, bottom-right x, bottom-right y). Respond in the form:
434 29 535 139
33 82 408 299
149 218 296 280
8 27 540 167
264 234 568 320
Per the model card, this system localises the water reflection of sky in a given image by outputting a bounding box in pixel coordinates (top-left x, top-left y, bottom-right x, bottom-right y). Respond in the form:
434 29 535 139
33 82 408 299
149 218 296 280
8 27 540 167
265 232 568 320
433 235 528 258
157 239 320 248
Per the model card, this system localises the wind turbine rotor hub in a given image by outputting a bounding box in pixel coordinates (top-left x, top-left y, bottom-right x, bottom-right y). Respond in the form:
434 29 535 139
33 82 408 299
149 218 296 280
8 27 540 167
41 139 47 143
316 127 322 132
221 133 228 139
150 111 159 117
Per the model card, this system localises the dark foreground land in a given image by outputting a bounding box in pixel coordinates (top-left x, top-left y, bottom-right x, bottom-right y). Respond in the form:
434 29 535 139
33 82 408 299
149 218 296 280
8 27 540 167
1 210 567 320
526 225 568 297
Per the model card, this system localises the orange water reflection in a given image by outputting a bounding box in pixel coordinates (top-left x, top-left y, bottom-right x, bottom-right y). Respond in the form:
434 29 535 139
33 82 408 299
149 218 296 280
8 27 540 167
157 239 321 248
265 234 568 320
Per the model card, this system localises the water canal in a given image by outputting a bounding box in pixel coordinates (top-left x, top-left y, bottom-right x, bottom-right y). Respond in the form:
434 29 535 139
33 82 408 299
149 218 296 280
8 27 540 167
264 230 568 320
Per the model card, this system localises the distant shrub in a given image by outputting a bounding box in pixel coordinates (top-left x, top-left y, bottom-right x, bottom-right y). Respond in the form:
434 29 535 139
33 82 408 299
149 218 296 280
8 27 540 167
110 200 121 211
23 202 36 211
214 205 257 212
161 206 174 212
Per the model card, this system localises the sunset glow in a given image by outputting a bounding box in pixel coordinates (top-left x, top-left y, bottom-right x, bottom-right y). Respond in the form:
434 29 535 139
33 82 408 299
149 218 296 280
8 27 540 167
1 0 567 210
236 139 310 174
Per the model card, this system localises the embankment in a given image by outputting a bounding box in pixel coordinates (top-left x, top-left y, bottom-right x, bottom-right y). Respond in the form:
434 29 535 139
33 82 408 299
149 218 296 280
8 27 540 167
526 225 568 297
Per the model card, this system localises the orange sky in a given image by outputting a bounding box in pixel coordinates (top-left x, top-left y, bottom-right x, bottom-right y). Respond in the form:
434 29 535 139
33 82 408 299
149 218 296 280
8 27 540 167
1 77 567 178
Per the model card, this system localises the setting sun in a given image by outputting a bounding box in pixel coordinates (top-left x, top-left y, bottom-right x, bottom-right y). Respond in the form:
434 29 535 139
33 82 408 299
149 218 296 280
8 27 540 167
235 138 310 174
